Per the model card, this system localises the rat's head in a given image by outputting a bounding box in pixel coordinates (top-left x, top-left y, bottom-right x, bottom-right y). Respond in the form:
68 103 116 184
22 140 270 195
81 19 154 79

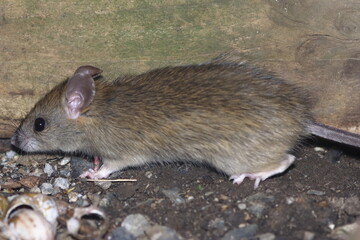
11 65 102 154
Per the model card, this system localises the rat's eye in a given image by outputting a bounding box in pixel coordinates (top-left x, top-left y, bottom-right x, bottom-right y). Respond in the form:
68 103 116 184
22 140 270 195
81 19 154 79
34 118 46 132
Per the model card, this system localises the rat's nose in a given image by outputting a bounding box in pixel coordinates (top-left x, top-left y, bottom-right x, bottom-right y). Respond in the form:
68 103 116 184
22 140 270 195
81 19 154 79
10 134 16 146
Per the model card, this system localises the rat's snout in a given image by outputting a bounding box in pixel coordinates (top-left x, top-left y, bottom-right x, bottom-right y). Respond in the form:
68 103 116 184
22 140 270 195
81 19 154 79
10 129 26 150
10 133 16 146
10 129 40 152
10 133 17 146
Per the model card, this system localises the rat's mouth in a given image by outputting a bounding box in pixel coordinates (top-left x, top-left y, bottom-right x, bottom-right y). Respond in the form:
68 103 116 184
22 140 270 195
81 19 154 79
10 133 21 149
11 131 40 153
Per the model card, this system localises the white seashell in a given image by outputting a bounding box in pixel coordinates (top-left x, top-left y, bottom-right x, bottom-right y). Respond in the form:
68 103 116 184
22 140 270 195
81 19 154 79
67 217 81 235
0 193 109 240
0 194 60 239
0 195 9 220
5 193 59 228
5 151 17 159
6 208 54 240
67 206 109 239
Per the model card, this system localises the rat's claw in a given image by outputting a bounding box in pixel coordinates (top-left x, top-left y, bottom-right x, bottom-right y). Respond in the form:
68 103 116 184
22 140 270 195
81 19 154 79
230 173 263 189
229 174 246 184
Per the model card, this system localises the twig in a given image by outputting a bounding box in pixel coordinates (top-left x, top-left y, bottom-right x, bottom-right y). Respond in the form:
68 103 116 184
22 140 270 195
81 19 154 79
85 178 137 182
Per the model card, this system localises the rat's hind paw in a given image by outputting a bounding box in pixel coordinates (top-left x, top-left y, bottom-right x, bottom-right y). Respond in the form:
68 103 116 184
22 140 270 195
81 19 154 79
230 154 295 189
230 173 265 189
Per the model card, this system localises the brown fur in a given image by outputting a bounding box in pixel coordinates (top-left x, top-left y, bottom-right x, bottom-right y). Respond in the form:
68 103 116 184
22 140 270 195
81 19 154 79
12 63 312 176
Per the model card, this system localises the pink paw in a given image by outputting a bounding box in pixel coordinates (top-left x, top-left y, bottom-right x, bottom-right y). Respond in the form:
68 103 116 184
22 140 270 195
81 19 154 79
230 154 295 189
230 173 264 189
79 168 97 179
79 156 110 179
79 165 113 179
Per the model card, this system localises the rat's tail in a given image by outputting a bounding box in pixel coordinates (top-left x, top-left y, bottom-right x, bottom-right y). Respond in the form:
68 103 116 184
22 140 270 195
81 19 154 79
308 122 360 148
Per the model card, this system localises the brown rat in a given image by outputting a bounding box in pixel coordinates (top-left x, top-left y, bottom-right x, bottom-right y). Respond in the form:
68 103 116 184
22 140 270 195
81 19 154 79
10 63 360 189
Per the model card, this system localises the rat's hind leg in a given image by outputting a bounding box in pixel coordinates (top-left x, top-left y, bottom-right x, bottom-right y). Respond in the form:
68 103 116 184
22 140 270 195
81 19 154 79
230 154 295 189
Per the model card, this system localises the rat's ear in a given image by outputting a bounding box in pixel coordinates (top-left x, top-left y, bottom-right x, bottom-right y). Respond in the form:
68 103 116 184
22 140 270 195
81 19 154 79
64 66 103 119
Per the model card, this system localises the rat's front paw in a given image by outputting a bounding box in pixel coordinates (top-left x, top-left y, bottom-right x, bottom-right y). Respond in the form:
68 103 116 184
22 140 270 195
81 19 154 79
79 168 97 179
79 165 113 179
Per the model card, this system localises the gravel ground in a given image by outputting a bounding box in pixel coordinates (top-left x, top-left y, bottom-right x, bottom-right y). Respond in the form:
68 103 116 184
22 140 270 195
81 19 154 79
0 139 359 239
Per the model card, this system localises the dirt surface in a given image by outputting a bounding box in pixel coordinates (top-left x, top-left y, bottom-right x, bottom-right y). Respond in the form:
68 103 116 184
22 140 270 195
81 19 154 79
0 139 360 239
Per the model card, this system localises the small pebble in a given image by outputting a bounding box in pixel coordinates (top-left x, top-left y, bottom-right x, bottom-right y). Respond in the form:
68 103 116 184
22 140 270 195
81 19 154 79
222 224 258 240
95 181 112 190
19 176 40 188
52 186 61 195
5 151 17 159
7 163 18 169
255 232 276 240
1 180 22 189
99 197 110 207
329 197 345 208
248 202 266 218
87 192 101 206
53 177 70 190
238 203 247 210
44 163 55 177
318 200 327 208
205 191 214 196
328 222 335 230
59 169 71 178
219 194 229 201
314 147 325 152
187 196 194 202
40 183 54 195
32 168 44 177
162 188 185 204
7 195 18 202
208 218 228 235
145 171 153 178
10 173 19 179
144 225 184 240
68 192 79 203
344 196 360 216
76 198 90 207
59 157 71 166
99 192 117 207
30 186 41 193
306 190 325 196
331 222 360 240
286 197 295 205
303 231 315 240
121 214 151 237
109 227 135 240
246 193 275 203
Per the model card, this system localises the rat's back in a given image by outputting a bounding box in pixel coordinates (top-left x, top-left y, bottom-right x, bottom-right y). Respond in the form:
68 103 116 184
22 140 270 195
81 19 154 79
87 63 311 183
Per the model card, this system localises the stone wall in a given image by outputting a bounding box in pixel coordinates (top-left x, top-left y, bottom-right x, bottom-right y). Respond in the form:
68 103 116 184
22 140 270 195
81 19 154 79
1 0 360 141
